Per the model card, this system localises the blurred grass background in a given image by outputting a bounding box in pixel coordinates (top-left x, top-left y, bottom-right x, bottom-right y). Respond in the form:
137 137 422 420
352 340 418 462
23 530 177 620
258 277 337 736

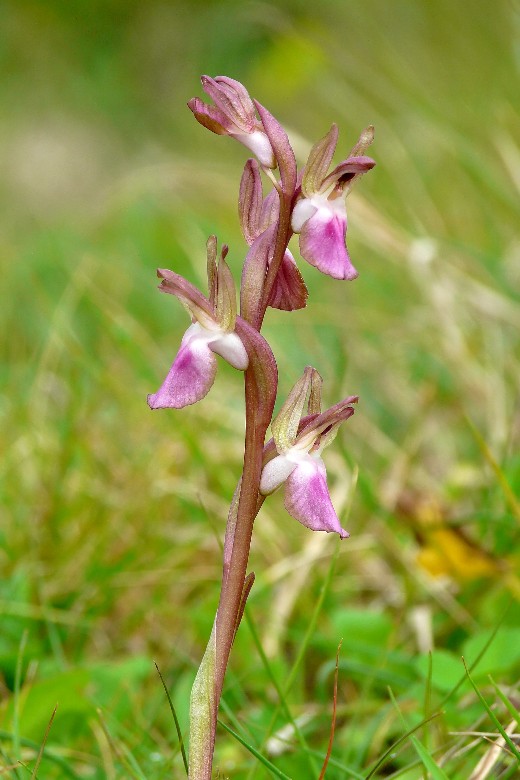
1 0 520 777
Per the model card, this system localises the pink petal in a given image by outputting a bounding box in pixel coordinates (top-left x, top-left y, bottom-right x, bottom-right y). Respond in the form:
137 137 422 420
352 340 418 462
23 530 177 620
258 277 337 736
284 456 349 538
201 76 256 132
259 189 279 234
322 155 376 191
299 206 358 281
240 226 273 324
267 249 308 311
147 333 217 409
296 398 357 451
239 159 263 245
187 97 230 135
156 268 216 329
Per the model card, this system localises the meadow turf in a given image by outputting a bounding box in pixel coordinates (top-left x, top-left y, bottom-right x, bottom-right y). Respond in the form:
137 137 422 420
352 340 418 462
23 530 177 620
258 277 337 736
1 1 519 777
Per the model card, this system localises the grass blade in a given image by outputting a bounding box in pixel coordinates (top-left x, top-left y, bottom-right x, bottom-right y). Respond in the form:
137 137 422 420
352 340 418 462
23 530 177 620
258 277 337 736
30 704 57 780
284 541 341 696
154 662 189 775
409 736 450 780
365 710 444 779
318 640 341 780
464 415 520 523
245 607 318 777
438 607 511 709
0 731 80 778
388 687 449 779
488 676 520 726
219 720 293 780
462 658 520 762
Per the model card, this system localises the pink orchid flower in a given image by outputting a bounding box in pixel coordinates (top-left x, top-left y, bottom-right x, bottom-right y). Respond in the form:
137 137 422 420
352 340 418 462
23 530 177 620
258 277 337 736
188 76 276 169
291 124 375 280
148 239 248 409
260 367 357 538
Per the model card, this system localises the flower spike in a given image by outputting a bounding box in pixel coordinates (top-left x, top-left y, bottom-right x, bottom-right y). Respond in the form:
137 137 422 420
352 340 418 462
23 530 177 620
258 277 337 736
291 125 375 280
260 368 357 538
188 76 276 169
147 241 248 410
154 74 379 780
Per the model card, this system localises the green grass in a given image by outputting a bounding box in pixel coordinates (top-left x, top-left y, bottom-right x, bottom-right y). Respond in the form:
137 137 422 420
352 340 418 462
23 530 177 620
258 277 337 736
1 0 520 777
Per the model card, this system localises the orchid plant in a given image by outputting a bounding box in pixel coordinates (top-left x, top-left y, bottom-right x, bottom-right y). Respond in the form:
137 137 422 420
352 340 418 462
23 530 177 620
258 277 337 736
148 75 375 779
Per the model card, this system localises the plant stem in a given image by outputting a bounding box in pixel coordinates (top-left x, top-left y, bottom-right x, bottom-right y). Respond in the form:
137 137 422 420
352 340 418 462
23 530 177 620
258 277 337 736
189 179 292 780
188 371 267 780
213 186 293 701
215 368 266 694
